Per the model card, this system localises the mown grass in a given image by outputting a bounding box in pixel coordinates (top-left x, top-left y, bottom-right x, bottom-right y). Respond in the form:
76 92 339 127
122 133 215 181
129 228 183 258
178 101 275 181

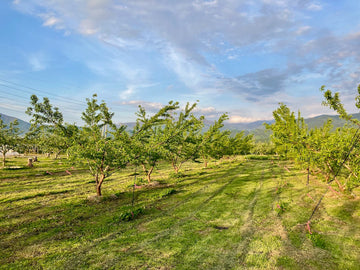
0 155 359 269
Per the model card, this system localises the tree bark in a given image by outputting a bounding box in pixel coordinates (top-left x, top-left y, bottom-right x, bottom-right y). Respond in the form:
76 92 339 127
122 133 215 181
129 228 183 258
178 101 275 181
204 159 208 168
147 166 154 183
172 160 178 173
2 152 5 167
96 183 102 196
142 164 148 174
334 178 344 192
307 166 310 185
96 174 106 196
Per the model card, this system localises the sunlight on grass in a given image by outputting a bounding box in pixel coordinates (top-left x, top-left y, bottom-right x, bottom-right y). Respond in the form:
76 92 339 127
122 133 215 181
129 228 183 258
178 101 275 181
0 156 359 269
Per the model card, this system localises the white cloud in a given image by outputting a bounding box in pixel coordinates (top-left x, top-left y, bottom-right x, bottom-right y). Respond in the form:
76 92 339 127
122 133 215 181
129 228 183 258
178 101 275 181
295 25 311 35
11 0 360 121
27 53 47 71
42 16 60 27
119 86 135 100
194 106 216 113
79 19 99 35
229 115 263 123
307 3 323 11
120 100 164 112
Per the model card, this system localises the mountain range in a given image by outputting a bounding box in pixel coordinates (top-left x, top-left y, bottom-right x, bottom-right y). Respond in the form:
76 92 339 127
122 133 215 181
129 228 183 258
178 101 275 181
1 112 359 141
0 113 31 134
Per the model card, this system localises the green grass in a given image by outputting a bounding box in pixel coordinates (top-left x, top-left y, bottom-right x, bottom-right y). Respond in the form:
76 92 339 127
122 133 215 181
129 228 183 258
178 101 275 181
0 155 359 269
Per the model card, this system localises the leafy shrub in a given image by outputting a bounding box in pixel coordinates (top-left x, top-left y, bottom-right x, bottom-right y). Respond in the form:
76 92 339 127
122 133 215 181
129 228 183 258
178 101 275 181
275 182 294 194
307 233 327 249
119 207 145 222
275 201 289 215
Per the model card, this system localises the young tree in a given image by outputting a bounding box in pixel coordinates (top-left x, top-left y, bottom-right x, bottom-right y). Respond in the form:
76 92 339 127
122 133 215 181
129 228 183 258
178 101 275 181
73 94 128 196
163 102 204 173
198 114 230 167
229 132 254 155
320 85 360 190
265 103 308 159
0 116 20 167
129 101 179 183
26 95 78 159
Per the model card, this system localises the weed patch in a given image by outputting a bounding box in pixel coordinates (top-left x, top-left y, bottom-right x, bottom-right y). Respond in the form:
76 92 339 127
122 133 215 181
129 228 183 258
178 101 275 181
119 207 145 222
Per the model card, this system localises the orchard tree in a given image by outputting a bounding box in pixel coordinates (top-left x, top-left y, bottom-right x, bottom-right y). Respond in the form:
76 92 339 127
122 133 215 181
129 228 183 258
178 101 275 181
320 85 360 190
0 116 20 167
73 94 128 196
129 101 179 183
163 102 204 173
265 103 308 159
198 114 230 167
26 95 78 159
229 132 254 155
252 142 275 155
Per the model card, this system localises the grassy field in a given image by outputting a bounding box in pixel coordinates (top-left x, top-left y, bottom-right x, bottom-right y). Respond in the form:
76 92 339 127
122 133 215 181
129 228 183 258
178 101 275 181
0 155 359 269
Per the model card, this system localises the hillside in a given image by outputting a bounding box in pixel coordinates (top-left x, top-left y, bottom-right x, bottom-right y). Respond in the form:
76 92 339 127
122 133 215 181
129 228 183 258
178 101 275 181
245 113 360 142
0 113 31 134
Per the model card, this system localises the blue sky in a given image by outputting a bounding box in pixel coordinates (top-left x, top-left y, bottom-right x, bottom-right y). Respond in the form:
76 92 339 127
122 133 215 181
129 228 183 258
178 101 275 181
1 0 360 124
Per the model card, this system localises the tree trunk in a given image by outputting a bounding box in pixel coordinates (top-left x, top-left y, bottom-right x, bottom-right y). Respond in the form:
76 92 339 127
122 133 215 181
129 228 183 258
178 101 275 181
172 160 178 173
335 178 344 192
2 152 5 167
147 166 154 183
204 159 208 168
307 166 310 186
96 183 102 196
142 164 148 174
96 174 106 196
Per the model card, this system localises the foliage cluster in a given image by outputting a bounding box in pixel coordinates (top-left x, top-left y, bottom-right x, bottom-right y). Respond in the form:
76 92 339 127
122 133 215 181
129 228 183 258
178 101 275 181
15 94 253 196
266 85 360 191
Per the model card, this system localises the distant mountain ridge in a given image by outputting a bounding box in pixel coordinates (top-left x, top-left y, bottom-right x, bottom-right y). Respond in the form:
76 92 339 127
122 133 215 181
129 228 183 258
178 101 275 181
244 113 360 141
0 113 31 134
1 112 360 140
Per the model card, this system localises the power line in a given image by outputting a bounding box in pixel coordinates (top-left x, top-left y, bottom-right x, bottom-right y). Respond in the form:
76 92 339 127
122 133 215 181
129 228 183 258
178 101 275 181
0 78 139 122
0 78 86 103
0 92 85 115
0 82 85 107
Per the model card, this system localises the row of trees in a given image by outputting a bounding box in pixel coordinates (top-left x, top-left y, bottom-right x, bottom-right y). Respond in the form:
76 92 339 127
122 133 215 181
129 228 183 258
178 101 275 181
266 85 360 191
0 94 253 196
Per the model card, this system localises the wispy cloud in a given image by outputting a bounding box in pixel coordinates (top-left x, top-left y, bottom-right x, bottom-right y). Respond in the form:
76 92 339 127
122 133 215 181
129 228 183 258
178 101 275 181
27 53 48 71
119 86 135 100
228 115 264 123
10 0 360 120
119 100 164 112
42 15 60 27
307 3 323 11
